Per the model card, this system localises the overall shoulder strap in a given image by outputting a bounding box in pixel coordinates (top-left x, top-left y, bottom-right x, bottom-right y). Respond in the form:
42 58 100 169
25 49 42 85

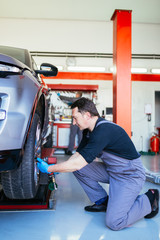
96 120 116 128
96 120 109 127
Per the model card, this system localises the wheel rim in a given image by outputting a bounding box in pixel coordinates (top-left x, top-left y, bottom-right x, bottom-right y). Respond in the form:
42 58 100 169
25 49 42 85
34 120 41 186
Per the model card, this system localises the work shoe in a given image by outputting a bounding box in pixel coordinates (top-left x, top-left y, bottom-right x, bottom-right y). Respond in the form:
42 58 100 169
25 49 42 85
145 189 159 219
65 150 73 155
85 198 108 212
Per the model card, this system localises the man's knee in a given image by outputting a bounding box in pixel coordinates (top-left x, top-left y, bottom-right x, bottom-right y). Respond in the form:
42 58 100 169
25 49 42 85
106 215 125 231
73 169 85 179
73 170 79 178
73 169 82 176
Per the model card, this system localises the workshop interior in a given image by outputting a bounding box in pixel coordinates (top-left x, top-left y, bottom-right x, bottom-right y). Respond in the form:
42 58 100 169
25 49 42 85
0 0 160 239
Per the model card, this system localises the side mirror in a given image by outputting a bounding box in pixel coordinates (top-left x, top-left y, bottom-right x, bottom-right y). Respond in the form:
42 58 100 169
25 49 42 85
35 63 58 77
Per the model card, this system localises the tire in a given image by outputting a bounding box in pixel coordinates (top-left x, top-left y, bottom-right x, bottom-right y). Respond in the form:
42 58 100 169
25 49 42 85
1 113 41 199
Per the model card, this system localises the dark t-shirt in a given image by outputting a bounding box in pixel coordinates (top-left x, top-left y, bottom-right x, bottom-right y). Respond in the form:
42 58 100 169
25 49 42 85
77 117 140 163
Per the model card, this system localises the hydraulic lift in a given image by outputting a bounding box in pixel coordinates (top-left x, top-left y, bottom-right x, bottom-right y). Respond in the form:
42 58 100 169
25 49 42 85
0 148 57 211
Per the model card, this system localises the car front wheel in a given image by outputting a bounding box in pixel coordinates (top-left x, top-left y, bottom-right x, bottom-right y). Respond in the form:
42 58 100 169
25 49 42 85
1 113 41 199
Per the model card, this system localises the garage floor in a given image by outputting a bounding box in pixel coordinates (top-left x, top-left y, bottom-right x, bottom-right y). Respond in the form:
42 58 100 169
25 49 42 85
0 154 160 240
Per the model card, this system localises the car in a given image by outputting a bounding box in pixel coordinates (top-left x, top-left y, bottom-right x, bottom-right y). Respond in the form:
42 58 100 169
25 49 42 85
0 45 58 199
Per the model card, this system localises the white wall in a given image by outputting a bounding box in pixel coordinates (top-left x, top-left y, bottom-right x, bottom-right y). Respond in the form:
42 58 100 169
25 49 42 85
1 18 160 70
0 19 112 53
132 82 160 152
0 19 160 53
132 23 160 54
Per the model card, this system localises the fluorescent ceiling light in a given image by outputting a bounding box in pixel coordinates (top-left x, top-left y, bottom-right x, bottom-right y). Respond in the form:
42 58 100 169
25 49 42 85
67 66 105 72
131 68 147 73
151 69 160 74
109 67 148 73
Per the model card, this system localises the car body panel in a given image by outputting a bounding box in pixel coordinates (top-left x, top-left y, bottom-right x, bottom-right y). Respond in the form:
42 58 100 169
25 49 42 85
0 46 57 172
0 71 40 150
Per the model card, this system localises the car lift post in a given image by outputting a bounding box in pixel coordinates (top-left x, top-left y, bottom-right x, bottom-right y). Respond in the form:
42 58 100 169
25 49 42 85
0 148 57 211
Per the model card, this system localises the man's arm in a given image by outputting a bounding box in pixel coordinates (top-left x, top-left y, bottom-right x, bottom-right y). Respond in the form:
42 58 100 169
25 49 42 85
48 152 88 173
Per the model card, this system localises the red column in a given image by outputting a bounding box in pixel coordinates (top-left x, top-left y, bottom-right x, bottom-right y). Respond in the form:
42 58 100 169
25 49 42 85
111 10 132 137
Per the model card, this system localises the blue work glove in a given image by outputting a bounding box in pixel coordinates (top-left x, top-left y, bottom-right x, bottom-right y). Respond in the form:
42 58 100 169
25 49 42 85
37 158 59 174
37 158 52 174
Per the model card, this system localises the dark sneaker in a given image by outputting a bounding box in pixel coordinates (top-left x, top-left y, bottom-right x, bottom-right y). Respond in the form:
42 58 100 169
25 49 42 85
66 150 73 155
65 150 73 155
145 189 159 219
85 203 107 212
85 198 108 212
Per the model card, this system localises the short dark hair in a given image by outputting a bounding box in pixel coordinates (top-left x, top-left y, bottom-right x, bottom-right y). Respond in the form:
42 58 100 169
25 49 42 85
71 97 100 117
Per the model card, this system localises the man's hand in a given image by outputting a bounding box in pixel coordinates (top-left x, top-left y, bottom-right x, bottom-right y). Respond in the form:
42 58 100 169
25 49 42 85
37 158 52 173
37 158 59 174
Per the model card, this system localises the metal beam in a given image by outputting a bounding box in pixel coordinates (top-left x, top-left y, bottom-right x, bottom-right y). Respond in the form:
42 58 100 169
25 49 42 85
31 51 160 60
111 9 132 137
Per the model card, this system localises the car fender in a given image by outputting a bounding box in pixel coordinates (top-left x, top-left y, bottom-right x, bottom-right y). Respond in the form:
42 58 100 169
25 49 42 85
0 70 41 151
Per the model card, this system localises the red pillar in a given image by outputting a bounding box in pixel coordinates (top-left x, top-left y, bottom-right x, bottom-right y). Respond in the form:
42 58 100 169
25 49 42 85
111 10 132 137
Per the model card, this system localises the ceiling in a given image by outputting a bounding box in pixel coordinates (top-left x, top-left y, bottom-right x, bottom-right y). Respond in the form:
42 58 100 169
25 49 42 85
1 0 160 24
